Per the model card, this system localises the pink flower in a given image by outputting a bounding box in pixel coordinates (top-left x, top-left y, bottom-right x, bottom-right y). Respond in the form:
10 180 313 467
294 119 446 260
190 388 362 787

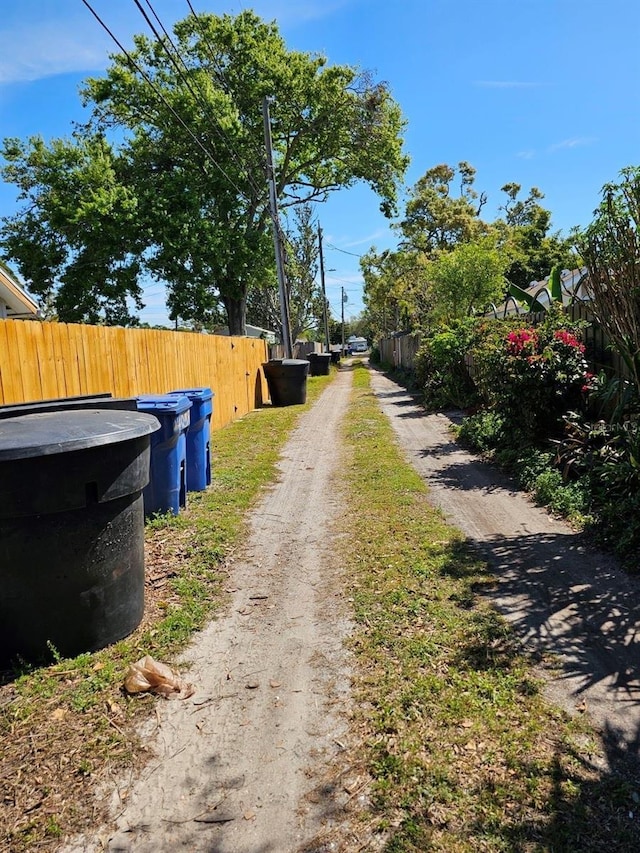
581 372 595 393
506 329 537 356
554 330 585 353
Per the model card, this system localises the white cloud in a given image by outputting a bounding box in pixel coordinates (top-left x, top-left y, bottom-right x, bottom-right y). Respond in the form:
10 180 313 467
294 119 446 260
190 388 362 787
517 149 537 160
343 228 390 249
548 137 596 152
0 21 110 84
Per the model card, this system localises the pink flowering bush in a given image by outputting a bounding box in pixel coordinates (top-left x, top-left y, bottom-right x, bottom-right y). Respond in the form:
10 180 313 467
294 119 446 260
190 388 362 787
506 328 538 356
471 309 591 442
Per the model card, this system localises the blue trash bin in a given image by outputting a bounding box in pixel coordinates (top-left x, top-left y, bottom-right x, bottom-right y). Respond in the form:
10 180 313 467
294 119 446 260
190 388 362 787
166 387 214 492
136 394 192 516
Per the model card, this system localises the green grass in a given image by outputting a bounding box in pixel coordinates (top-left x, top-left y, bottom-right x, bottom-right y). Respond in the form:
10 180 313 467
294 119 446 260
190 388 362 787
340 363 640 852
0 370 335 853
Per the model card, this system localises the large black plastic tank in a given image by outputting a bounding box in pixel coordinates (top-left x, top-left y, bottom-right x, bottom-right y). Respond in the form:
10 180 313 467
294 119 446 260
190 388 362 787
262 359 310 406
307 352 332 376
0 395 137 419
0 409 159 667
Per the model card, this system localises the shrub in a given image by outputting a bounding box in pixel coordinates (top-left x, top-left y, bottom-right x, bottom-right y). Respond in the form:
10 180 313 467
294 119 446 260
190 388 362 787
470 307 591 444
456 410 506 453
415 319 479 411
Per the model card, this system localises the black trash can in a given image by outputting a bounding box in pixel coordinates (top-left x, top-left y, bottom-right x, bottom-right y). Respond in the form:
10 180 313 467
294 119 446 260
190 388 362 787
262 359 310 406
0 396 137 419
330 350 341 365
0 409 159 666
307 352 332 376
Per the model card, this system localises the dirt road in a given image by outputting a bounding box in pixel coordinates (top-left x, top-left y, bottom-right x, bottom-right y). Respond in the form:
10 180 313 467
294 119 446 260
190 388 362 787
64 363 640 852
66 367 358 853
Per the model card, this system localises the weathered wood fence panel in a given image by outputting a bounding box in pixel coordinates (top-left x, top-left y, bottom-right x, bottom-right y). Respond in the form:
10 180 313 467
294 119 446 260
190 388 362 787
379 332 422 370
268 341 321 360
0 319 269 432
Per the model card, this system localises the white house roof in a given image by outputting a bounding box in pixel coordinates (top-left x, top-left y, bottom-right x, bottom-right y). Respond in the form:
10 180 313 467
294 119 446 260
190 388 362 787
488 268 590 318
0 265 40 319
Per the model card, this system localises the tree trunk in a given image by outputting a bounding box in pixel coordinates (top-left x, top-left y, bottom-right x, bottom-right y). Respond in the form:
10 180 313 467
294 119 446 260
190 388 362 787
223 294 247 336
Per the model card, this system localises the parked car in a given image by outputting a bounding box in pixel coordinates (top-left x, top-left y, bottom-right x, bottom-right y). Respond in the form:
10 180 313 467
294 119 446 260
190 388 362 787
349 337 368 353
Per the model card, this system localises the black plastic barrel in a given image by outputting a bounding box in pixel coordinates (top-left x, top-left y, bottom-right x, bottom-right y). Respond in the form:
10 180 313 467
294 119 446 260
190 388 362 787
0 396 137 419
307 352 332 376
0 409 159 667
262 359 310 406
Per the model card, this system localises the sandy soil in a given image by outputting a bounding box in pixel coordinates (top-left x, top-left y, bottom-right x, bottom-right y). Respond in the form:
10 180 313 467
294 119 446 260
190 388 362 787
63 363 640 852
64 367 361 853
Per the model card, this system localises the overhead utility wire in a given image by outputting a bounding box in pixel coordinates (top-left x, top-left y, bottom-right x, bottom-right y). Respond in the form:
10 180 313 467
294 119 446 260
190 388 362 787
81 0 248 200
325 242 365 258
135 0 265 201
183 0 270 174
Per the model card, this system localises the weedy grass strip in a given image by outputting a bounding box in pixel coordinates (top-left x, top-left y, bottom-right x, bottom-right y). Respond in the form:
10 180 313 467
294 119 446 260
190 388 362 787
341 363 640 852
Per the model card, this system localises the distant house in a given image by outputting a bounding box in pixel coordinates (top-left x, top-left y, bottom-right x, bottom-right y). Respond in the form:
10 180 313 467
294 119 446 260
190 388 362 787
488 268 590 317
213 323 277 343
0 265 40 320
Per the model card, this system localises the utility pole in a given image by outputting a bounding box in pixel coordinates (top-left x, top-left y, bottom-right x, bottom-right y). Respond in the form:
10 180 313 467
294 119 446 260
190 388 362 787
317 224 330 353
262 96 293 359
341 286 346 355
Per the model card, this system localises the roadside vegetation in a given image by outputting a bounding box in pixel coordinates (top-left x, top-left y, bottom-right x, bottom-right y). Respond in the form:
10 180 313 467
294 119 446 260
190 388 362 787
408 302 640 567
342 362 640 851
365 167 640 569
0 373 333 852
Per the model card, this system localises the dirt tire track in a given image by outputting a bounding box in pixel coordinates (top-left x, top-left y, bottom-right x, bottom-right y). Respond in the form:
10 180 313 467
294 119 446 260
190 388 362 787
65 368 356 853
369 368 640 759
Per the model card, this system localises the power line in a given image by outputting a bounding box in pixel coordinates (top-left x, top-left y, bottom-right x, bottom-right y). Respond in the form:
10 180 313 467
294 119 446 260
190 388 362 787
325 242 365 258
81 0 248 200
134 0 266 202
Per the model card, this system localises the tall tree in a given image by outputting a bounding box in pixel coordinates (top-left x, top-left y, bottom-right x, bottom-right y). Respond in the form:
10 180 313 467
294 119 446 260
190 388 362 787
361 247 430 334
246 203 325 342
398 162 488 257
1 135 142 324
426 235 511 321
498 183 576 291
1 11 408 331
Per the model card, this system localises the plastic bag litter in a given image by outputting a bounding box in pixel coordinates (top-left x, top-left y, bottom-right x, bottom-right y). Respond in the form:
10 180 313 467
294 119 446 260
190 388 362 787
124 655 194 699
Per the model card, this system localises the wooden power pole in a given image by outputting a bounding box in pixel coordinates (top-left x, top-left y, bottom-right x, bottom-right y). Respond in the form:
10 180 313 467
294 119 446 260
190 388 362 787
262 96 293 359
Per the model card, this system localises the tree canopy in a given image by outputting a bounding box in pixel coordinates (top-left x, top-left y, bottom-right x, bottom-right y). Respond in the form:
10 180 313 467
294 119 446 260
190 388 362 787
0 10 408 331
362 164 576 336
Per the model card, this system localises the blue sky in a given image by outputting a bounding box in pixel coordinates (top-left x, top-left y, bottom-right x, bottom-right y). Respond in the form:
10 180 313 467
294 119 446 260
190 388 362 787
1 0 639 327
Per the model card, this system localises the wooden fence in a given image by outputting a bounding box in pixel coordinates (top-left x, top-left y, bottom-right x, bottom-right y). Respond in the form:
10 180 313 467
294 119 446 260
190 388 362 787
269 340 321 360
378 332 422 370
0 319 270 432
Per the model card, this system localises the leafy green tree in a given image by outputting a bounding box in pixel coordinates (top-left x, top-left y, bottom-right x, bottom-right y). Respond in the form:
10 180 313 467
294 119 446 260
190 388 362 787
1 11 408 331
427 235 511 320
498 183 576 291
398 162 488 257
361 247 430 334
246 203 325 342
1 134 142 324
